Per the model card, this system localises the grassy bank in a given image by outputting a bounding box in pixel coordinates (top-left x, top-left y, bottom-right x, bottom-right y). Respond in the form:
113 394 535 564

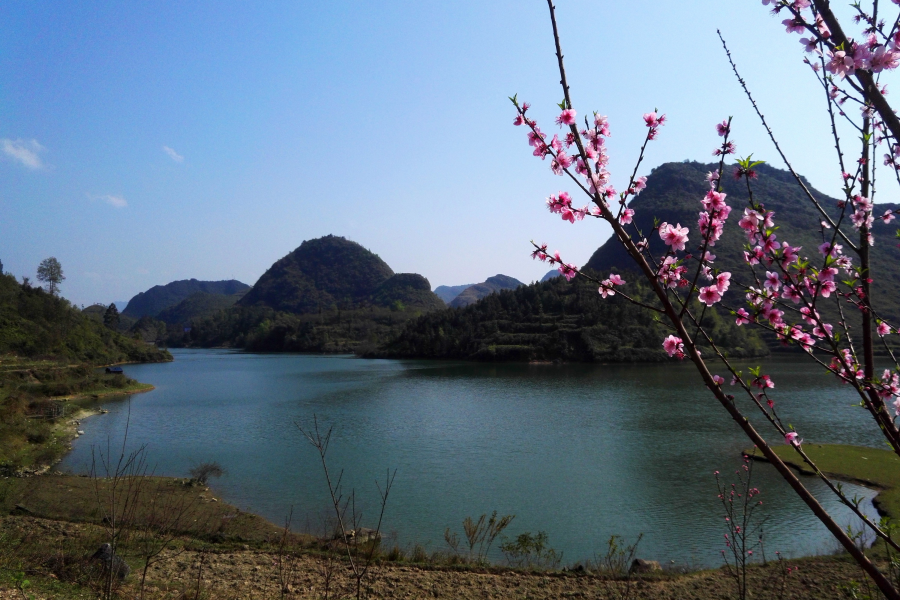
0 456 895 598
0 358 156 475
748 443 900 519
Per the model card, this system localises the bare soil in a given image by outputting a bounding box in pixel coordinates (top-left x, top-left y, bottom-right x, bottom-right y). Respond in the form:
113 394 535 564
0 514 882 600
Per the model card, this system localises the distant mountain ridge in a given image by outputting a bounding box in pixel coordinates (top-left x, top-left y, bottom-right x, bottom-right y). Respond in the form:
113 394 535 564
123 279 250 318
434 284 476 304
448 275 525 308
541 270 561 282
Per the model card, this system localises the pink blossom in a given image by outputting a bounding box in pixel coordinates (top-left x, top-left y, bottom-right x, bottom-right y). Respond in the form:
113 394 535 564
531 243 549 262
659 222 690 252
781 285 802 303
633 176 647 192
716 120 730 136
782 17 805 34
643 112 663 128
662 335 684 358
878 322 892 336
764 271 781 291
785 432 802 447
871 46 900 72
619 208 635 225
826 49 857 79
699 286 722 306
819 242 843 257
556 109 577 126
800 37 818 52
598 282 615 298
716 272 731 294
558 263 578 281
755 375 774 389
882 210 896 224
608 273 625 286
712 375 725 386
815 13 830 38
735 308 751 326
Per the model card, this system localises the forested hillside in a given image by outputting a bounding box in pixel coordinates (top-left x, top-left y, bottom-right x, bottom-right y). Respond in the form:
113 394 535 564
585 161 900 332
0 274 170 364
166 236 447 351
375 273 766 362
122 278 249 319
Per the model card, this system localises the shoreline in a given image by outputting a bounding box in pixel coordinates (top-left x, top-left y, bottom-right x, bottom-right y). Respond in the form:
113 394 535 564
746 443 900 521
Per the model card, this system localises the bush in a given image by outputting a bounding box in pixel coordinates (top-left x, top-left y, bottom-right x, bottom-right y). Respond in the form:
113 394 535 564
189 462 224 485
500 531 562 570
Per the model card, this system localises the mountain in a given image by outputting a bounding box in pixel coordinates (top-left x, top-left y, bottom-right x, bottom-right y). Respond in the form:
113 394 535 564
156 290 248 325
584 161 900 330
237 235 396 313
448 275 525 308
123 279 250 318
0 274 170 364
374 160 900 363
173 236 446 353
434 284 476 305
541 270 561 282
371 274 446 312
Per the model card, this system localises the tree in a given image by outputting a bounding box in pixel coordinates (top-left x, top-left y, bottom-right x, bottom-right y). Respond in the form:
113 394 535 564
36 257 65 295
521 2 900 597
103 304 120 330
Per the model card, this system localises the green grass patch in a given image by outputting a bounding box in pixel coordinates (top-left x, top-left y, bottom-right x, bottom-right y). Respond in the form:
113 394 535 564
0 361 156 474
750 443 900 518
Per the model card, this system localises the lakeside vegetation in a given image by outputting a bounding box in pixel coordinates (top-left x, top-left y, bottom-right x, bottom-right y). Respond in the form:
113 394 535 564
0 468 891 599
0 272 170 475
751 443 900 520
373 271 768 361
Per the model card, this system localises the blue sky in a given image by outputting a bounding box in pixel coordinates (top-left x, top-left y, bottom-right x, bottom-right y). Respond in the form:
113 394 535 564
1 1 891 307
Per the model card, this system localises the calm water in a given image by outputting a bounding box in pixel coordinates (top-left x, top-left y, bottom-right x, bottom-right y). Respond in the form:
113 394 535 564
60 349 882 567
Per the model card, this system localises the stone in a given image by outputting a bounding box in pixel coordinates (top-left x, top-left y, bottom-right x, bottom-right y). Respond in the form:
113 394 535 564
10 504 32 515
90 543 131 579
631 558 661 573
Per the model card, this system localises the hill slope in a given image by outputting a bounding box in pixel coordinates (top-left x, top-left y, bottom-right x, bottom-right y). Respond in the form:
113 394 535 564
375 273 765 362
371 274 446 312
0 274 170 364
172 236 446 352
584 161 900 328
237 235 396 313
156 290 247 325
449 275 525 308
123 279 250 318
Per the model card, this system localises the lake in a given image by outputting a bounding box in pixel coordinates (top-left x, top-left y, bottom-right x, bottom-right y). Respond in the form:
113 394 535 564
60 349 882 567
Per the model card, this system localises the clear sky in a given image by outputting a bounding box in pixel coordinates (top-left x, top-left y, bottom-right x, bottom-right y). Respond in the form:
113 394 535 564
2 1 893 307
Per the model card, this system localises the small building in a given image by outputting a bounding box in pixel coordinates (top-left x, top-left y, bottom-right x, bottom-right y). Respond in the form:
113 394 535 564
105 366 124 375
